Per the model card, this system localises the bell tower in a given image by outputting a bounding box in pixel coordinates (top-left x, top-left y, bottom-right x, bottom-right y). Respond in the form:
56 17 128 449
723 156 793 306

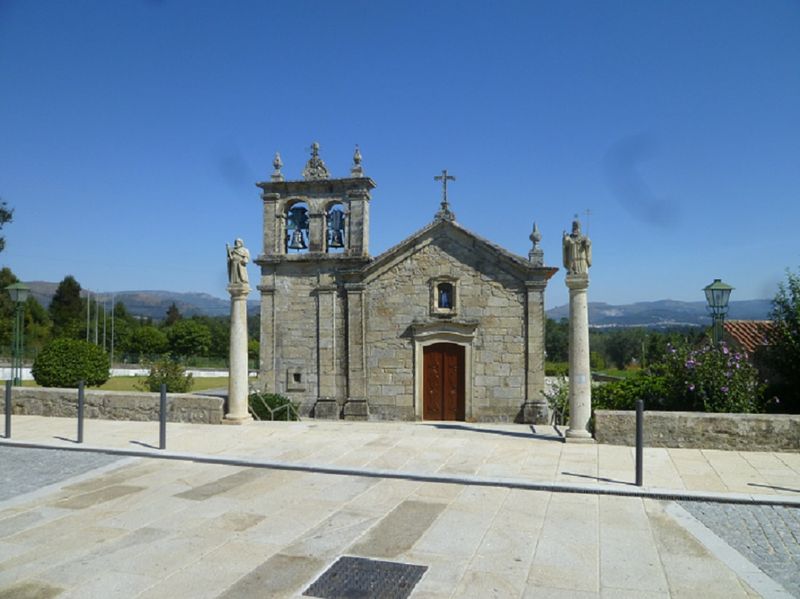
255 143 375 259
254 143 376 416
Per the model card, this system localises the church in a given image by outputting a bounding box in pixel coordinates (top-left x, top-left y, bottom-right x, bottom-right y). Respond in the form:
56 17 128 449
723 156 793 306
254 144 557 423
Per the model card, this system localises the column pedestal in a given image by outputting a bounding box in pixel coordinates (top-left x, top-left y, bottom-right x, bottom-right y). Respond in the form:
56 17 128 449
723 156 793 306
226 283 252 423
565 274 594 443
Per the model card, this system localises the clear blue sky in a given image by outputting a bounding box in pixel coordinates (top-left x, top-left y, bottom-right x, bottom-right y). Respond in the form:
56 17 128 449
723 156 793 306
2 0 799 309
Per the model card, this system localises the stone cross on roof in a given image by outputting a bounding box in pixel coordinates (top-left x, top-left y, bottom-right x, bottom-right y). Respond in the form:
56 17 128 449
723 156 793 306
434 169 456 221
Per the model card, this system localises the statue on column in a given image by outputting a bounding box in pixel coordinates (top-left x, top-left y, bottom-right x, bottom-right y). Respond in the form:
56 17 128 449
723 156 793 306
562 219 592 275
226 238 250 285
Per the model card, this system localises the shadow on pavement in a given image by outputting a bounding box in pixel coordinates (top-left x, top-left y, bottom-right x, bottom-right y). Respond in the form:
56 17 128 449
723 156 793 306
561 470 636 486
424 423 564 443
749 482 800 494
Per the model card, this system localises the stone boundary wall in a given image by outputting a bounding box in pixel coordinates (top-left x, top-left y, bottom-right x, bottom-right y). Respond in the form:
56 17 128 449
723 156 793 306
6 387 224 425
595 410 800 452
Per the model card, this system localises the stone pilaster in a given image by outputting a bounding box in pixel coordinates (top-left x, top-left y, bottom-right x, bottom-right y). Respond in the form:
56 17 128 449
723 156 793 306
308 212 324 252
523 280 549 424
227 283 252 423
346 188 370 256
315 280 338 418
344 283 368 419
565 273 593 442
257 283 275 393
261 192 280 255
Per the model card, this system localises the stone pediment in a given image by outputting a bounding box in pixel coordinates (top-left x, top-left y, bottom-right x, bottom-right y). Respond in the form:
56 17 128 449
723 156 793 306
360 218 557 284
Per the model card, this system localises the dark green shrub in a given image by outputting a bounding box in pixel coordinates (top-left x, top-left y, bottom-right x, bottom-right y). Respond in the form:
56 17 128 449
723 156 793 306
545 361 569 376
138 356 194 393
593 373 667 411
31 338 110 387
249 391 299 421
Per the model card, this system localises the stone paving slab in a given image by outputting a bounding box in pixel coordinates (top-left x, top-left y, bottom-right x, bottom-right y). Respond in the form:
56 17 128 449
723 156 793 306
1 416 799 597
3 416 800 500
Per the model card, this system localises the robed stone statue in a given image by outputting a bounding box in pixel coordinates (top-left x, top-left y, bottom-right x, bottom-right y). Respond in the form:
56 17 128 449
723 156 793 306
226 238 250 285
562 220 592 275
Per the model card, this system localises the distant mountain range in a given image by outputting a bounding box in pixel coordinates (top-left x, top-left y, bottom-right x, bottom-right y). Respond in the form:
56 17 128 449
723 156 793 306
26 282 259 320
26 281 772 327
546 299 772 328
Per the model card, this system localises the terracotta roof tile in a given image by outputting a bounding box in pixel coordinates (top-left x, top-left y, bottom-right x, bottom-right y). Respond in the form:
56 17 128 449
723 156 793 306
723 320 773 354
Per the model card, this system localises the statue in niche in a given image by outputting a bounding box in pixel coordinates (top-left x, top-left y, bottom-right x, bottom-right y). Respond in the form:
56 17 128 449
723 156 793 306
327 207 346 249
562 219 592 275
226 238 250 285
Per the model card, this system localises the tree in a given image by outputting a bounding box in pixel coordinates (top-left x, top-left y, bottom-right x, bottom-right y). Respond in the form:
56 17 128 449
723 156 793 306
545 318 569 362
126 326 168 359
0 267 51 354
0 200 12 253
49 275 84 338
0 267 19 349
763 268 800 412
165 302 182 326
24 295 52 354
602 328 646 370
167 319 212 357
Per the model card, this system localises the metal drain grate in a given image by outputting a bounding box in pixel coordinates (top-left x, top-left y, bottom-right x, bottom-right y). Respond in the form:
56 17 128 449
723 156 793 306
304 555 428 599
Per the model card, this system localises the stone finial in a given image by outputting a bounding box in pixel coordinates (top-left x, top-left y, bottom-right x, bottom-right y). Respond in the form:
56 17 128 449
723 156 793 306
350 145 364 178
302 141 330 180
271 152 284 182
528 221 544 266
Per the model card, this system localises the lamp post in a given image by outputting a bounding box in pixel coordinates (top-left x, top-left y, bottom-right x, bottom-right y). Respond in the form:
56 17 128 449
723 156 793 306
6 283 30 386
703 278 733 345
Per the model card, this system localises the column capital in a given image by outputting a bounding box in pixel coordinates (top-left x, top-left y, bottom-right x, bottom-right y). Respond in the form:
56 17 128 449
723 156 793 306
565 273 590 290
227 283 251 299
525 280 548 293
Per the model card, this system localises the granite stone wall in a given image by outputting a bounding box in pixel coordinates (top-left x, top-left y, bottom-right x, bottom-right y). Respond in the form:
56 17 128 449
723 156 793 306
365 236 528 421
7 387 224 424
594 409 800 451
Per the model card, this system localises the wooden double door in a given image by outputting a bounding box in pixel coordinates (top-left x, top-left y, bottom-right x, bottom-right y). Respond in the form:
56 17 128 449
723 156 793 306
423 343 465 421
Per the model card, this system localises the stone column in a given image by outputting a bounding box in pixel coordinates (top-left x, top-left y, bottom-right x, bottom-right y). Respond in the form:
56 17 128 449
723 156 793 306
565 273 593 442
523 280 549 424
226 282 252 422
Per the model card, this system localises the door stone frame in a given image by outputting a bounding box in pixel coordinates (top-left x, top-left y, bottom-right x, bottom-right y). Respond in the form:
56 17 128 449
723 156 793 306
411 321 477 421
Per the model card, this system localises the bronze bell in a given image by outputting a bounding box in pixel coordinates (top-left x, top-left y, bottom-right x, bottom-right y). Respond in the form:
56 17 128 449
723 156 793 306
329 231 345 248
288 228 307 250
328 210 345 248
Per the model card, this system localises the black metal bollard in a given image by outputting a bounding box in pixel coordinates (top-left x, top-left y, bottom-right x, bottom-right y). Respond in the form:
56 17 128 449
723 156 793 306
4 380 11 438
159 383 167 450
77 381 85 444
635 399 644 487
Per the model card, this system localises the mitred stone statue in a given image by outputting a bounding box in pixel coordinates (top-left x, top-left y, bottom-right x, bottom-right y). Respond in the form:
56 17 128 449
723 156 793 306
562 219 592 275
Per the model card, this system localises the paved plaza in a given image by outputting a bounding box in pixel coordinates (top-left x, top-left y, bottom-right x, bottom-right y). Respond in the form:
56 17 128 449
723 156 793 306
1 415 799 598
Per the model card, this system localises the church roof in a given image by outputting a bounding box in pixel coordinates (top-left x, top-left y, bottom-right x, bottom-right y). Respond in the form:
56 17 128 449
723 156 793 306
362 217 558 283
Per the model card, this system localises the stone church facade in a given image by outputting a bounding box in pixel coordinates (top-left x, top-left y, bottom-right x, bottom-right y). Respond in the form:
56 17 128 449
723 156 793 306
255 144 557 422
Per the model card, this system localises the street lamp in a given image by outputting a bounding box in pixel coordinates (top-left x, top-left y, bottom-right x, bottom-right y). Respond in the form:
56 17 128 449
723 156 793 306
703 278 733 345
6 283 30 386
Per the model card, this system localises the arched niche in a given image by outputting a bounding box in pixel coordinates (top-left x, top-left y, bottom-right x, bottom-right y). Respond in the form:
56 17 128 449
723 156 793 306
325 202 347 253
285 200 310 253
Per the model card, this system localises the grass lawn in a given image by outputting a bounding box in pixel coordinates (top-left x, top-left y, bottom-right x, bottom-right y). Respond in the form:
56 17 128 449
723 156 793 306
20 376 255 392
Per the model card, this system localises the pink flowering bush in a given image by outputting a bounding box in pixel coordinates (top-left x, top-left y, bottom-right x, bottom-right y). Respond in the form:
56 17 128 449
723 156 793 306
660 341 763 412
